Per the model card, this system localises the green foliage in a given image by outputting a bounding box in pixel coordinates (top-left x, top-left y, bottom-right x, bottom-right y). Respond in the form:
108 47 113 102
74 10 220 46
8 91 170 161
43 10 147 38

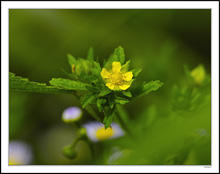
62 145 77 159
103 107 116 129
82 93 96 108
104 46 125 69
97 98 107 112
67 54 77 68
172 65 211 113
9 72 74 94
61 68 76 79
49 78 89 90
121 60 130 73
131 68 142 78
114 46 125 64
122 91 132 97
87 47 94 61
9 9 211 165
9 46 163 129
184 64 194 84
114 97 130 105
131 80 164 99
63 47 163 128
99 86 111 97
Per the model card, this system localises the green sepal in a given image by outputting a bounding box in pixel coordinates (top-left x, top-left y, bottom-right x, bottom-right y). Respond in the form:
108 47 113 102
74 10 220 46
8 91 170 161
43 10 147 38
114 97 130 105
87 47 94 61
114 46 125 65
67 54 77 68
122 91 132 97
131 68 142 78
121 60 131 73
103 106 116 129
97 98 107 112
99 86 111 97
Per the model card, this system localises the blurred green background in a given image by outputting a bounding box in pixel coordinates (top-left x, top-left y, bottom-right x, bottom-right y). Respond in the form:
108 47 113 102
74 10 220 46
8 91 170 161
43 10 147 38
9 9 211 165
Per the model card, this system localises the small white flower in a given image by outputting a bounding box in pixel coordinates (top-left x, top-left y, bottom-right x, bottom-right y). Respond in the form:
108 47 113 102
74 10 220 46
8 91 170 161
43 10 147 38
83 121 125 142
9 141 32 165
62 107 82 123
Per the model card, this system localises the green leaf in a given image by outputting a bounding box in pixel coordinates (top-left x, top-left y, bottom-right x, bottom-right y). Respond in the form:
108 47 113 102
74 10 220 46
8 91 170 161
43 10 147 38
104 46 125 69
92 61 101 71
97 102 103 112
103 107 116 129
108 95 115 109
85 85 100 92
122 91 132 97
49 78 89 90
67 54 77 68
79 72 97 83
114 46 125 64
82 93 96 108
61 68 76 79
97 98 107 112
91 68 102 81
99 86 111 96
9 72 74 94
131 68 142 78
115 97 130 105
87 47 94 61
102 58 107 67
104 54 116 69
98 98 107 104
121 60 130 73
131 80 164 99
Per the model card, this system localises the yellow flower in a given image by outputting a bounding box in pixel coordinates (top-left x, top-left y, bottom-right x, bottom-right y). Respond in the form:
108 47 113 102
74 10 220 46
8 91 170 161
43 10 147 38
101 61 133 90
190 65 205 84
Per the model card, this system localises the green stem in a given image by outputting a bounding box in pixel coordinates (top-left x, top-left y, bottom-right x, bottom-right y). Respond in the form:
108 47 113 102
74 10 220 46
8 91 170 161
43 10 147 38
85 105 102 122
74 93 101 122
70 135 95 158
116 105 135 140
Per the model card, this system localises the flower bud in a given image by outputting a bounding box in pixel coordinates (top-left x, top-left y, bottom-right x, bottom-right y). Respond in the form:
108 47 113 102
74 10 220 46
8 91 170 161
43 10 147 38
190 65 206 85
74 59 93 76
62 145 77 159
62 107 82 123
78 128 87 138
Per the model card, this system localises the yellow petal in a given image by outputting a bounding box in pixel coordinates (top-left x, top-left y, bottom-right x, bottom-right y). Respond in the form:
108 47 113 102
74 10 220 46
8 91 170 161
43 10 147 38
106 83 115 90
101 68 110 78
112 62 121 73
96 127 114 141
123 72 133 81
119 84 130 90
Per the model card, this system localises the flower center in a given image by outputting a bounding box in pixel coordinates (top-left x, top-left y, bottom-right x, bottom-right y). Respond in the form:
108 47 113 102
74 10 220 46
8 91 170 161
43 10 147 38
96 127 114 141
9 158 20 165
111 72 123 84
